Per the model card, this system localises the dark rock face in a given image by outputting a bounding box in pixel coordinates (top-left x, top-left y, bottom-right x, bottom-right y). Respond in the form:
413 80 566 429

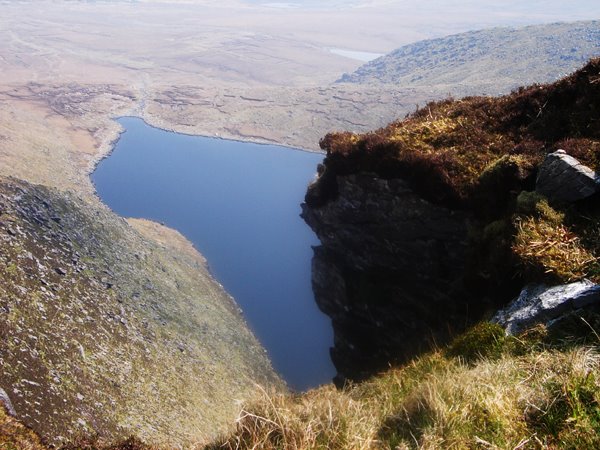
536 150 599 203
302 173 474 384
493 281 600 335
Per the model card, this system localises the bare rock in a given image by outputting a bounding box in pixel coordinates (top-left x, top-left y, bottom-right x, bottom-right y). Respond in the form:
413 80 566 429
536 150 599 203
302 172 473 384
493 280 600 335
0 387 16 416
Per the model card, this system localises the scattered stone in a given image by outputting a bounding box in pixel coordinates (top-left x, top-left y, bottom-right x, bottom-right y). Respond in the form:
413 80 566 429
493 280 600 335
536 149 600 203
55 267 67 275
0 387 16 416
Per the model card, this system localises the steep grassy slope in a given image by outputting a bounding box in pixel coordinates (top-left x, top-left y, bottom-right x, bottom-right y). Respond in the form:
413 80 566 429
340 21 600 96
0 177 281 447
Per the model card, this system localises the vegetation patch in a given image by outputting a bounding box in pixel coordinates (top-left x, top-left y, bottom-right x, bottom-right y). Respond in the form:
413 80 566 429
207 323 600 449
313 58 600 209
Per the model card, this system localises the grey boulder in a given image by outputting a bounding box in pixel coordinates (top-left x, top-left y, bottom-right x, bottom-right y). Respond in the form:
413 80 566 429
493 280 600 335
0 387 16 416
536 149 599 203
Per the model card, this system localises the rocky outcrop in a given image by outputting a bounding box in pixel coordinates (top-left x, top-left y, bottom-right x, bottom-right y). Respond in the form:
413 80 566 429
0 177 281 446
536 150 600 203
493 281 600 335
0 388 16 417
302 59 600 385
302 173 474 384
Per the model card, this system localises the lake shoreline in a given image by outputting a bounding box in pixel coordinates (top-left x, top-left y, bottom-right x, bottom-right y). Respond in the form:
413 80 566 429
93 117 335 390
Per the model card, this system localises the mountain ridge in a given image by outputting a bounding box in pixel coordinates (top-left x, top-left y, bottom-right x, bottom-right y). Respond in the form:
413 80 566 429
339 20 600 96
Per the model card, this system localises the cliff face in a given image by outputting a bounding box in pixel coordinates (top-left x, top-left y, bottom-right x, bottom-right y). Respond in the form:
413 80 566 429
303 59 600 384
302 174 473 383
0 177 281 446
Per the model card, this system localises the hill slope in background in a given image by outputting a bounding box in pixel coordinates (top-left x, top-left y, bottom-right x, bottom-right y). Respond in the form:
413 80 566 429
0 177 281 447
339 21 600 96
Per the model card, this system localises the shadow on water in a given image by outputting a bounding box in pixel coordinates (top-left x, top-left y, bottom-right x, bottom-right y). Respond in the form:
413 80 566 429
92 117 335 390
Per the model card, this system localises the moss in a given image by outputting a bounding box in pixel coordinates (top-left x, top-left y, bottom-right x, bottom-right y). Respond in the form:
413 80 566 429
515 191 563 224
474 155 535 219
445 322 507 363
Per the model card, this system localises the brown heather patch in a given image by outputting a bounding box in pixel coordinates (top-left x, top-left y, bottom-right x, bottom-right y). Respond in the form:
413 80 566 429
314 58 600 208
0 408 155 450
0 405 46 450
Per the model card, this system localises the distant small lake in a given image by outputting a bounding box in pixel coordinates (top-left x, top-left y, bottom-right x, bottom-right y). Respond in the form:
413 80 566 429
92 117 335 390
327 47 384 62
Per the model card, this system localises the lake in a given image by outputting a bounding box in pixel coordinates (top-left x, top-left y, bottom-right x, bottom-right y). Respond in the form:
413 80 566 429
92 117 335 390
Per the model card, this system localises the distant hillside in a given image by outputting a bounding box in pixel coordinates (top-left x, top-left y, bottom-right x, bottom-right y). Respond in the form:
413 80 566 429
339 21 600 96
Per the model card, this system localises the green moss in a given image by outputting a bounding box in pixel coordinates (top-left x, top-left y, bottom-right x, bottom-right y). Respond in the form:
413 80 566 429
515 191 564 224
445 322 507 363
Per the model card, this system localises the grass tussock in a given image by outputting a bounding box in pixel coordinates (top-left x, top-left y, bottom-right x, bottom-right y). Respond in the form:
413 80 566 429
209 322 600 450
513 216 597 281
512 192 598 282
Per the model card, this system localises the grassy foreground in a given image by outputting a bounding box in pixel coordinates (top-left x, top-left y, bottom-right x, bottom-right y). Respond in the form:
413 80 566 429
3 322 600 449
209 323 600 450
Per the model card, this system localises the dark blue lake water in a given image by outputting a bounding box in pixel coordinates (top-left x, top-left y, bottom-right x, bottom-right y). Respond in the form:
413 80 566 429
92 117 335 390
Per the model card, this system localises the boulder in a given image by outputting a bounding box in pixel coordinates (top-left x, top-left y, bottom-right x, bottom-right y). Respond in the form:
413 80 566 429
536 149 599 203
493 280 600 335
0 387 16 416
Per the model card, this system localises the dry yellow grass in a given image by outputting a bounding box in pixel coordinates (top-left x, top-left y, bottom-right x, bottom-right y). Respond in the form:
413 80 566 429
4 323 600 449
513 216 597 281
208 331 600 450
